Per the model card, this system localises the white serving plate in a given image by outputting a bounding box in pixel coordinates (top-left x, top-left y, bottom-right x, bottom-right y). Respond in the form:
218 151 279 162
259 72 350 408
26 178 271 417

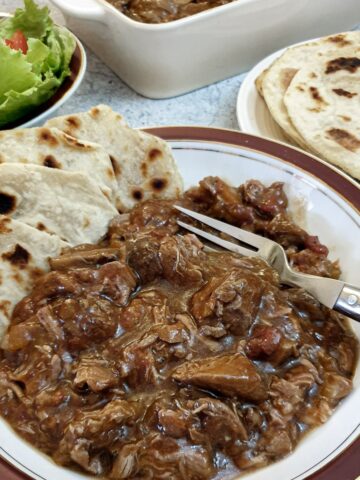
236 32 360 147
49 0 360 98
0 127 359 480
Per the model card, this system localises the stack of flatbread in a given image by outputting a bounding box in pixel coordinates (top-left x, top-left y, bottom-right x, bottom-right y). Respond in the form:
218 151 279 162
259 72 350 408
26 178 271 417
0 105 183 338
256 32 360 180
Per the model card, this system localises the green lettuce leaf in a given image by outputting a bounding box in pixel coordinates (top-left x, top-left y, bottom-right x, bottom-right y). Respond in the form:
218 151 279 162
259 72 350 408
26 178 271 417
25 38 50 75
0 70 61 128
0 0 52 40
0 41 37 102
45 28 63 73
46 25 76 77
54 25 76 78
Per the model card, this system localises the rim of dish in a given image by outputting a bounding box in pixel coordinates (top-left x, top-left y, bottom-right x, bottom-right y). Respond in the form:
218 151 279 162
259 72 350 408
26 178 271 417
145 126 360 206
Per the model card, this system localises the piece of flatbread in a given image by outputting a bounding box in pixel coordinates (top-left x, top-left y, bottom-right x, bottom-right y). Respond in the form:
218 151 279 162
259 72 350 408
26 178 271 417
0 216 68 340
45 105 184 211
259 32 360 149
0 127 117 205
0 164 118 246
255 67 268 98
284 47 360 180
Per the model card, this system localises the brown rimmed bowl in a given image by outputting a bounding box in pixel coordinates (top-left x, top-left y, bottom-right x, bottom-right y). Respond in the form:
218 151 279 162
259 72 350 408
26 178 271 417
0 127 359 480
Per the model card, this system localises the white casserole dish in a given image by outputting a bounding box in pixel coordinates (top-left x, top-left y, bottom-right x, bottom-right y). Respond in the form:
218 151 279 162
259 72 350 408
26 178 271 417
50 0 360 99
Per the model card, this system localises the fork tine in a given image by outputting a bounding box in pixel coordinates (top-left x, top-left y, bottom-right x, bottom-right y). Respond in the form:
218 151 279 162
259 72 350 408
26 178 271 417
174 205 264 249
177 221 258 258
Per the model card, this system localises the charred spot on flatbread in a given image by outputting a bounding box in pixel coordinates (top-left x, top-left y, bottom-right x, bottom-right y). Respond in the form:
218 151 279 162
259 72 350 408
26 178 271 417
338 115 352 122
36 222 47 232
132 188 144 201
107 167 115 180
327 128 360 152
43 155 60 169
0 300 11 318
62 134 93 150
90 107 100 118
65 116 81 129
151 178 168 192
30 267 45 283
332 88 357 98
0 217 12 234
110 156 121 177
2 244 31 269
141 162 148 177
38 128 59 146
0 193 16 214
11 271 23 285
309 86 327 105
325 57 360 74
327 35 352 47
148 149 162 162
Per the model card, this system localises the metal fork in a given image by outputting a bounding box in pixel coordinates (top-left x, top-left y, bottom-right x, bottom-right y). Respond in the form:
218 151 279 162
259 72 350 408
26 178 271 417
174 206 360 322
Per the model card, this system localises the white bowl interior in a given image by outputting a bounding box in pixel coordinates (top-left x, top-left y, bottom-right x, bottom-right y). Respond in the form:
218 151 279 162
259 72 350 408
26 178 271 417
0 139 359 480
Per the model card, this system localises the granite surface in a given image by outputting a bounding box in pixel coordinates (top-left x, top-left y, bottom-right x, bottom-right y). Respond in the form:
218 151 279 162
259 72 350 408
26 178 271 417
0 0 245 130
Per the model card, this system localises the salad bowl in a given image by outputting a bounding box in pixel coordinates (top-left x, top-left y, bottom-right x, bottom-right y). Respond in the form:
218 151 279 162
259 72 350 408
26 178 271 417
0 7 87 130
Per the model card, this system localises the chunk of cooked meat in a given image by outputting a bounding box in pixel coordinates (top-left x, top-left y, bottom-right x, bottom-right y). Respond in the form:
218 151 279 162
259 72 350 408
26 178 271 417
242 180 288 217
127 233 204 286
185 176 257 227
288 248 341 278
159 234 205 286
264 213 308 247
157 408 190 438
320 372 352 403
57 399 140 474
191 269 264 335
262 428 293 456
50 246 122 271
127 236 163 283
190 397 248 445
110 434 214 480
73 357 118 392
172 354 267 402
246 325 282 359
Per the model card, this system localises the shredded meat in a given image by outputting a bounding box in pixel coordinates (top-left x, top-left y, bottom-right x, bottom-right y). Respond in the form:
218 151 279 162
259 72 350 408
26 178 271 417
0 177 356 480
107 0 238 24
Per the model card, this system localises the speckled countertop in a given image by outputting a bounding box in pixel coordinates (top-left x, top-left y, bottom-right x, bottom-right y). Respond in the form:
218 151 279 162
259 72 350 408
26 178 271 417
1 0 245 129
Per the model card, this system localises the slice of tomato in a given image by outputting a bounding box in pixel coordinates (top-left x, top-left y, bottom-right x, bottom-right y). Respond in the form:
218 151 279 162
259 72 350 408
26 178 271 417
5 30 28 55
